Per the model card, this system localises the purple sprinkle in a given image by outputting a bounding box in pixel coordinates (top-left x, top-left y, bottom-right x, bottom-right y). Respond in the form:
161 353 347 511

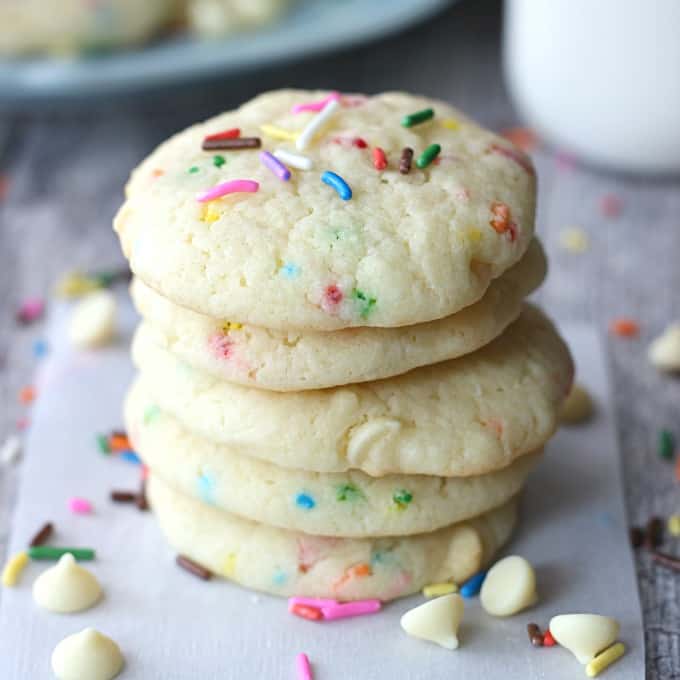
259 151 291 181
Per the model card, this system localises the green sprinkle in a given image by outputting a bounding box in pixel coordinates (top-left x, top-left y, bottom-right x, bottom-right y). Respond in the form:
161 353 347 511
144 404 161 425
93 272 116 287
28 546 95 561
336 483 365 502
188 166 200 174
401 108 434 128
213 155 226 168
351 288 377 319
416 143 441 169
393 489 413 509
659 430 675 460
96 433 110 455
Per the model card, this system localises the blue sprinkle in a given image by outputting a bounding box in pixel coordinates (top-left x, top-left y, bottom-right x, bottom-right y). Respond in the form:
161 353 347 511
460 570 487 598
32 339 49 358
321 171 352 201
295 492 316 510
119 450 141 465
279 262 300 279
197 471 216 505
272 568 288 586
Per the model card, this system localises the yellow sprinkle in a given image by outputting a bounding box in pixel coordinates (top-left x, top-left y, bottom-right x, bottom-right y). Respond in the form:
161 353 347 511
2 551 29 587
466 228 483 243
422 582 458 598
586 642 625 677
54 272 101 299
222 553 237 578
441 118 460 131
668 515 680 536
200 204 221 223
260 124 299 142
560 227 590 253
222 321 243 331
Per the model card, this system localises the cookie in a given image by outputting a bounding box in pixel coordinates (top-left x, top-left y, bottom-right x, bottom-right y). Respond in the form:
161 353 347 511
147 474 518 600
131 238 546 391
186 0 290 38
131 305 572 477
125 381 540 536
114 89 536 331
0 0 176 56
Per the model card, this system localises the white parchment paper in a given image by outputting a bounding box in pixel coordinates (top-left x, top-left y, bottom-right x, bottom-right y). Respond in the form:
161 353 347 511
0 301 645 679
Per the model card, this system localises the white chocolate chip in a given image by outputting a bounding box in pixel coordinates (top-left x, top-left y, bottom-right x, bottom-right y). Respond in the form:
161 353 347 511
648 322 680 372
400 593 464 650
480 555 537 617
51 628 123 680
560 384 594 424
549 614 620 664
33 553 102 614
69 290 117 349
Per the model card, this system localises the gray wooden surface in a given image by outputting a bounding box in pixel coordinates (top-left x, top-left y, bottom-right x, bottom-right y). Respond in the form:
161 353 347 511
0 1 678 677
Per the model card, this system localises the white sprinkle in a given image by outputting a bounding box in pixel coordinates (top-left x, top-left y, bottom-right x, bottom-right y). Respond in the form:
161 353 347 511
273 149 313 171
296 99 340 151
0 435 21 465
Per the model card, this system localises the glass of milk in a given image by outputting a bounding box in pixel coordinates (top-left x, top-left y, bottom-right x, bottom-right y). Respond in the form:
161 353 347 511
503 0 680 174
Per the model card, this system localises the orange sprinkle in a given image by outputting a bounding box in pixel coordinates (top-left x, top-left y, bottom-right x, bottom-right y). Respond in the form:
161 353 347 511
501 126 538 152
151 168 165 178
609 318 640 338
332 562 372 591
109 433 131 451
489 201 511 234
291 604 323 621
19 386 35 404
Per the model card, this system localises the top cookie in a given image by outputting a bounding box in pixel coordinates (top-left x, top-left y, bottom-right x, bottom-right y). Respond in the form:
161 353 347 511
115 89 536 330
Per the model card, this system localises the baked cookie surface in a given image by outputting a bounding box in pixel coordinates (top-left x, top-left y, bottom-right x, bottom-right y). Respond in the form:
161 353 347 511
131 238 545 390
115 89 536 330
126 381 540 536
148 474 518 601
131 305 573 477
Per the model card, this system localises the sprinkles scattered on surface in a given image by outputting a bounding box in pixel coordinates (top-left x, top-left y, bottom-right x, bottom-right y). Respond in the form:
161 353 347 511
399 147 413 174
296 98 340 151
260 151 291 181
196 179 259 203
68 497 93 515
392 489 413 509
203 127 240 142
416 143 441 169
273 149 312 170
16 297 44 324
401 108 434 128
292 91 340 114
28 546 95 561
321 171 352 200
260 124 299 142
212 155 226 168
658 429 675 461
29 522 54 548
176 554 212 580
202 137 261 151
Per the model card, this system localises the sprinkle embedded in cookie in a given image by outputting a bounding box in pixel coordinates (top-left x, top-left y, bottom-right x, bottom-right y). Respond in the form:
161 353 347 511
114 89 536 331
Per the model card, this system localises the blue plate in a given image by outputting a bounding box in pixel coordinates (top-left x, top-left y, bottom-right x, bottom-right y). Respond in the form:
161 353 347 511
0 0 452 101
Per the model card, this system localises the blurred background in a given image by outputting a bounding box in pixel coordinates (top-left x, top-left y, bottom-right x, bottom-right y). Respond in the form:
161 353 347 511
0 1 678 677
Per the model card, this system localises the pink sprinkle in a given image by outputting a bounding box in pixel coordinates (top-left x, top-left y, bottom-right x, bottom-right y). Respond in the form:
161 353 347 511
288 597 338 612
292 91 341 114
209 333 234 360
196 179 259 203
323 285 343 308
320 599 382 621
296 653 313 680
16 298 45 324
488 144 535 176
68 497 93 514
600 193 623 218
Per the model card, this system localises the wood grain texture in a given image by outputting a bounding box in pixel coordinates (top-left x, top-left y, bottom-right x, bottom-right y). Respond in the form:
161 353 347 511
0 1 678 676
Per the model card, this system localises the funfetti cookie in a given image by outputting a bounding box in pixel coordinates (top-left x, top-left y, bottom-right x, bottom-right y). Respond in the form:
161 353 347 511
114 89 537 331
147 474 518 601
130 238 546 391
125 381 541 536
131 305 573 477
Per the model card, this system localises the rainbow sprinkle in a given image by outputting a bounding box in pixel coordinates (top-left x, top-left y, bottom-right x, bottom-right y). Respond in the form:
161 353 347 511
416 144 441 169
260 124 299 142
321 171 352 200
292 91 341 114
196 179 259 203
295 493 316 510
260 151 291 181
296 99 340 151
401 108 434 128
296 653 314 680
273 149 313 171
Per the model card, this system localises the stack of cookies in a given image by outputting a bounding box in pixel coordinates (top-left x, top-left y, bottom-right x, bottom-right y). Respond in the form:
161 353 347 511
114 90 573 602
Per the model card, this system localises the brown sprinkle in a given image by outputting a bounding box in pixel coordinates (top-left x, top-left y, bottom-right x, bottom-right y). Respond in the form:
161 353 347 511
201 137 261 151
176 554 212 581
135 481 149 511
629 526 644 549
110 491 137 503
644 516 663 549
650 550 680 572
527 623 544 647
29 522 54 548
399 147 413 174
